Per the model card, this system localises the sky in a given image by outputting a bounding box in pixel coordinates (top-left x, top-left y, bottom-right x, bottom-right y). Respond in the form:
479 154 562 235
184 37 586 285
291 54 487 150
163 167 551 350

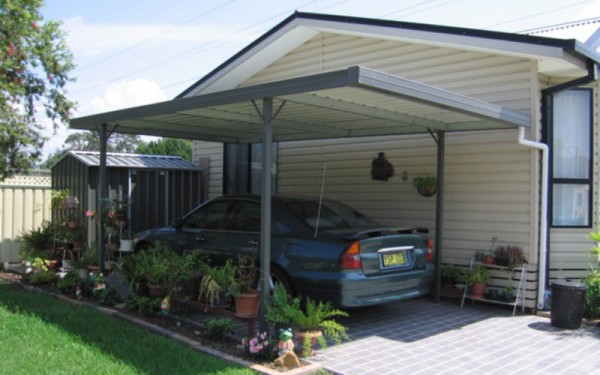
39 0 600 159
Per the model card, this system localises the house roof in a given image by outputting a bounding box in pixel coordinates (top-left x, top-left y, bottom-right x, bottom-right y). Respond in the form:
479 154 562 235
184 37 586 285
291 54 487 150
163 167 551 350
70 66 530 144
179 12 600 97
66 151 200 170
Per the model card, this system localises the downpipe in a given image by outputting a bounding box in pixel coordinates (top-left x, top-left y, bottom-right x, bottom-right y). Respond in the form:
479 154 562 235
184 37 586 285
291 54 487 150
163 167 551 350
517 127 549 310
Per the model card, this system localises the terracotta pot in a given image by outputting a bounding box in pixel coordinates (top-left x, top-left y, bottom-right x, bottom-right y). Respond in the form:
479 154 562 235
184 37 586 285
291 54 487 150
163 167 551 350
470 282 486 298
67 220 79 229
483 256 495 265
234 289 260 317
295 329 322 346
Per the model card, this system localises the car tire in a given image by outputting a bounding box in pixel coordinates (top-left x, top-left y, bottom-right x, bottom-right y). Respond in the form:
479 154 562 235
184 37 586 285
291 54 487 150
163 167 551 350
270 266 294 297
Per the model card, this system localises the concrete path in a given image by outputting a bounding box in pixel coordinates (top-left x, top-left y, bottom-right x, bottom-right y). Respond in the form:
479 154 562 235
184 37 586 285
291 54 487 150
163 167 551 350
307 299 600 375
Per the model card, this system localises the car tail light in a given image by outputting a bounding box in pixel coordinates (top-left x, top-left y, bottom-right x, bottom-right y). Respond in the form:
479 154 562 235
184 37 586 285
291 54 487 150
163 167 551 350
426 238 433 262
339 241 362 270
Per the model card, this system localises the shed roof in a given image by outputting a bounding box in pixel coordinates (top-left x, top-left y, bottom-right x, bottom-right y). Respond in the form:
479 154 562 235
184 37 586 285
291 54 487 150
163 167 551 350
67 151 200 170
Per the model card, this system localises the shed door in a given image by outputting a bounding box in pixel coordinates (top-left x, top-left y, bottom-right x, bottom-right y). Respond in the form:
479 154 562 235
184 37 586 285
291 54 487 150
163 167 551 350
130 170 168 232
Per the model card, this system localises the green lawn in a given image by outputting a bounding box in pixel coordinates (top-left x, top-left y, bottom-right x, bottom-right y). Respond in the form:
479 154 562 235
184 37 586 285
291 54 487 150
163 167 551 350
0 281 255 375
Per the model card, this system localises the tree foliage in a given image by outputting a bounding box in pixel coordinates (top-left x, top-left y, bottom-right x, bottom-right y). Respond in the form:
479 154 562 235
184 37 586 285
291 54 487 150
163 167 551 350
63 131 143 153
0 0 75 180
135 138 192 161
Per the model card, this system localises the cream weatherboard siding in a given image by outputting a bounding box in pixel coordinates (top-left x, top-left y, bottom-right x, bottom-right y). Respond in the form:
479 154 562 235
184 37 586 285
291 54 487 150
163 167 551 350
193 141 223 200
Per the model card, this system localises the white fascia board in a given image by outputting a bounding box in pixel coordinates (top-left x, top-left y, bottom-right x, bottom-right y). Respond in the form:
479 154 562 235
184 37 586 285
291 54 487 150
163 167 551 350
301 18 588 76
186 21 318 96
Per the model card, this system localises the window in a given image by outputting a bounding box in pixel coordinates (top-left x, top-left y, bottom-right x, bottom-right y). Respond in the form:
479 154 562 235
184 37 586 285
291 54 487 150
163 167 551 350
550 89 592 227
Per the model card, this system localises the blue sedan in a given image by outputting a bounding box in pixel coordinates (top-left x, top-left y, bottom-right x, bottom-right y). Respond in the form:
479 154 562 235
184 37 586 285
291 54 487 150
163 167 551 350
134 194 434 307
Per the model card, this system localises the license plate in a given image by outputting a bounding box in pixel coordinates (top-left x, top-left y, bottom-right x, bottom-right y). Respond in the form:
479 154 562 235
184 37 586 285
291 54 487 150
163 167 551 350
382 252 406 267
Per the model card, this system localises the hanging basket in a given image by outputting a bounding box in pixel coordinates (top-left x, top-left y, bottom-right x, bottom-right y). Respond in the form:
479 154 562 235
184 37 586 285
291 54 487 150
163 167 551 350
417 186 437 197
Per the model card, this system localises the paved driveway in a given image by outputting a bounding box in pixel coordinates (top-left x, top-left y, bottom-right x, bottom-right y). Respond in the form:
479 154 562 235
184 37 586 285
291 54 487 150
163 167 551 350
308 298 600 375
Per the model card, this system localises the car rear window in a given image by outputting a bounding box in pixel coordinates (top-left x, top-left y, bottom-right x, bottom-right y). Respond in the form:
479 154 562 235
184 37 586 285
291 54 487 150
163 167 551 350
286 201 351 230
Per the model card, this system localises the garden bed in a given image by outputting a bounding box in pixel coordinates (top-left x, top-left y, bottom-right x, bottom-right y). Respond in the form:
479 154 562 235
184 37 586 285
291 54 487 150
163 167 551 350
0 271 324 375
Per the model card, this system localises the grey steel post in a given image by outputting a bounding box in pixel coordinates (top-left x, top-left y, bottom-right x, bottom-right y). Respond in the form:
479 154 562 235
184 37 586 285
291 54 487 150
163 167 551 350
259 97 273 332
434 130 445 303
98 123 108 272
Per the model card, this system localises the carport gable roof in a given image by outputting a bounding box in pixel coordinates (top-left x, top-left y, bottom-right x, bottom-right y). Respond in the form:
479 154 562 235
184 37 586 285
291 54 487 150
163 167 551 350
180 11 600 97
70 65 530 142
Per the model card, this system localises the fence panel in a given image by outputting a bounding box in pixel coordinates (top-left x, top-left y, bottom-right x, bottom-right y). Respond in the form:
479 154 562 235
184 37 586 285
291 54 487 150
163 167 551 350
0 172 51 263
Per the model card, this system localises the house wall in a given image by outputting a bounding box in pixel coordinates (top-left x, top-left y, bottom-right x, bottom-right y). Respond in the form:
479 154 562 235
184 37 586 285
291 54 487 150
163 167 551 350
546 80 600 283
193 141 223 199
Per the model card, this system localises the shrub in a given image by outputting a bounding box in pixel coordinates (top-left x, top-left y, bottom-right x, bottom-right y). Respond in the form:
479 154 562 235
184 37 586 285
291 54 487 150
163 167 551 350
584 268 600 320
202 318 235 340
28 270 58 285
125 294 161 316
19 222 59 260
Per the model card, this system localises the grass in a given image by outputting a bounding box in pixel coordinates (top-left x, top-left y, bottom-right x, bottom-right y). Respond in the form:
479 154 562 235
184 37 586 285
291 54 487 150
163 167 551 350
0 281 255 375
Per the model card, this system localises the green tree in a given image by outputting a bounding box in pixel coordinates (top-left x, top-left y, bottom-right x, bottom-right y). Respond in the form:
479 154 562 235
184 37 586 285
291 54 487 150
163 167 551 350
135 138 192 161
0 0 75 181
63 131 142 153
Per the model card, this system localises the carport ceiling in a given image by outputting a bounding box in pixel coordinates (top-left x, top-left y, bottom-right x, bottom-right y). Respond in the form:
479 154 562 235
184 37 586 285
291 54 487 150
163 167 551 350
70 65 530 139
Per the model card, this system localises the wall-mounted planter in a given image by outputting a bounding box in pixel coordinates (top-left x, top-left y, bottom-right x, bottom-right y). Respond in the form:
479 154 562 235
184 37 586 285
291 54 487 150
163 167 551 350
413 176 437 197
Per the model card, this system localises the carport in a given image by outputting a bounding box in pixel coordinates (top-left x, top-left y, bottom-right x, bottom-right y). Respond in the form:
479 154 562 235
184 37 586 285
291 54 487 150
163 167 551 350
71 65 530 327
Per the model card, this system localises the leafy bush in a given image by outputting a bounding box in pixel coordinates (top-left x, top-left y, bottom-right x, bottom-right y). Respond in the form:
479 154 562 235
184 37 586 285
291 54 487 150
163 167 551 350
584 268 600 320
264 283 300 326
27 270 58 285
124 243 201 296
19 222 59 260
57 271 80 294
125 294 161 316
202 318 235 340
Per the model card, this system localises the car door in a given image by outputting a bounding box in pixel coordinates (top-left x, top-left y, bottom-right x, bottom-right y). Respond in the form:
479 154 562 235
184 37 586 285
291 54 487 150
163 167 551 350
176 198 261 265
218 199 261 261
175 199 232 264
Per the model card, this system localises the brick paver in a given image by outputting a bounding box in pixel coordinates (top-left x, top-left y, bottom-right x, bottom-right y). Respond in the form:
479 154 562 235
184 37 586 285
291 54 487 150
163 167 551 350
307 299 600 375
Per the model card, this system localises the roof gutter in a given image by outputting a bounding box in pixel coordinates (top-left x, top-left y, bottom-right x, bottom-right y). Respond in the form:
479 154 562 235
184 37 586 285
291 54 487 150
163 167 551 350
525 60 597 310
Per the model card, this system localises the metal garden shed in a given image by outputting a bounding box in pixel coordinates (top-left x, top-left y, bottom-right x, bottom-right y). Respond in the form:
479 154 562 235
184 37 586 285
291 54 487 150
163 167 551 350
51 151 203 244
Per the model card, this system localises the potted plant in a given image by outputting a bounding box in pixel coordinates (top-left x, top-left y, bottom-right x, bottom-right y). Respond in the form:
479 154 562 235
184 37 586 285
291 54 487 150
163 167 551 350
198 260 235 310
441 265 464 285
72 246 97 280
291 296 349 357
413 175 437 197
441 265 464 296
227 254 260 317
493 246 509 266
466 265 491 298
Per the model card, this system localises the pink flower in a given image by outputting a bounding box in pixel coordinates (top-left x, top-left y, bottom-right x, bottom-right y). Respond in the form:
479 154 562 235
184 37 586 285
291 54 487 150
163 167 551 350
86 210 95 217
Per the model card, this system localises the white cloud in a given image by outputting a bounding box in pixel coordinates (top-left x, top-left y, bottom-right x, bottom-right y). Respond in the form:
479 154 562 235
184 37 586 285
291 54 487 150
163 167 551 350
62 15 251 58
88 79 168 113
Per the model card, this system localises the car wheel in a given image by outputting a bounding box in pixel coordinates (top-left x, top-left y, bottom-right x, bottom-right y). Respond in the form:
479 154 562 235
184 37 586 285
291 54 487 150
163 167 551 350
270 266 294 297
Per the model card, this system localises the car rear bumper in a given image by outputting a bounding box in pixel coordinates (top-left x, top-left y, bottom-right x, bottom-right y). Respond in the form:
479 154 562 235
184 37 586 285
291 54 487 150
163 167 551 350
295 264 434 308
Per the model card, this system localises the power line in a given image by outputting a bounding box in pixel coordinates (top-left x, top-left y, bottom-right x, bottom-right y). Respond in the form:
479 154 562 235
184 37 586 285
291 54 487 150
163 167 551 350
484 0 596 29
71 0 322 96
74 0 239 73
